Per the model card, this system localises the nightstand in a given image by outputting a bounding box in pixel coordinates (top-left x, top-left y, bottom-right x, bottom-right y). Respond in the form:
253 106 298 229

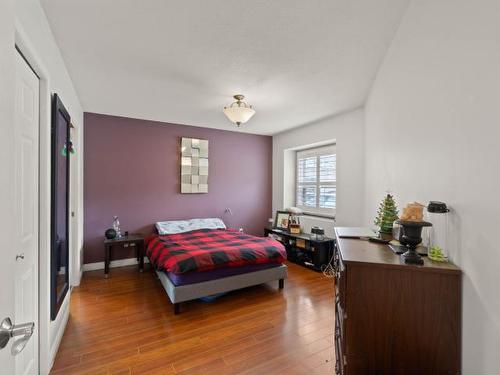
103 234 145 278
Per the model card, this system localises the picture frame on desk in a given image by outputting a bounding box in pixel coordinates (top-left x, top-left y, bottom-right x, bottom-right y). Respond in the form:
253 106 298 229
274 210 289 230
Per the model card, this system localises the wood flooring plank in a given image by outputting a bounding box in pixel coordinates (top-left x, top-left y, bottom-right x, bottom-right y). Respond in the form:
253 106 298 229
51 262 335 374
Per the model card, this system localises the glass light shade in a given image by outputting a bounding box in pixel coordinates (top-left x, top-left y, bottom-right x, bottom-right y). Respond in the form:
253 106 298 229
223 105 256 125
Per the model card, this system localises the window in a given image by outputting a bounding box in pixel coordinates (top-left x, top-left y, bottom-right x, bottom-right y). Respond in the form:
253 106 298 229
296 144 336 215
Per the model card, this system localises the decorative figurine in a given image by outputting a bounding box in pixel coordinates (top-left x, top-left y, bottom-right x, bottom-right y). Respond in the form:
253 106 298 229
400 202 425 221
112 216 122 239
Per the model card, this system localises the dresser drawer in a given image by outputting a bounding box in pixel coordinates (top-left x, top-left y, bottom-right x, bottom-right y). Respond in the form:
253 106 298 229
334 245 346 310
335 303 345 344
335 332 346 375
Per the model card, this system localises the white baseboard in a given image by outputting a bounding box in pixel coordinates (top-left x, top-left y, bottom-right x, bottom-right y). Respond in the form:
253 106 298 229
49 292 70 372
83 257 149 272
71 267 83 286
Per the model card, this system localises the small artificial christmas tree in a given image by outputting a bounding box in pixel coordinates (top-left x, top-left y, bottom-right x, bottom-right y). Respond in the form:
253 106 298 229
374 194 399 234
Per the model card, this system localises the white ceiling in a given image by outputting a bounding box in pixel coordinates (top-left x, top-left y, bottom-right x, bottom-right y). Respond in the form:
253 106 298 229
41 0 409 135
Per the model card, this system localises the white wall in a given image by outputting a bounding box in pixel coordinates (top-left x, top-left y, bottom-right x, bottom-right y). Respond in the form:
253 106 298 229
13 0 84 373
364 0 500 372
273 109 365 236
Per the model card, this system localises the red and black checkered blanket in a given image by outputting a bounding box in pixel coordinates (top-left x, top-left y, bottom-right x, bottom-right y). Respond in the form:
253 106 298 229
146 229 286 274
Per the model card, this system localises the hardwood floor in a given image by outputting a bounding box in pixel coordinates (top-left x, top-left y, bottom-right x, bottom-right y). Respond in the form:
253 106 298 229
51 262 335 374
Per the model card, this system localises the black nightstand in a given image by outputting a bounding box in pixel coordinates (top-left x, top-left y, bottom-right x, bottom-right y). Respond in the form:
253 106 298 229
103 234 145 278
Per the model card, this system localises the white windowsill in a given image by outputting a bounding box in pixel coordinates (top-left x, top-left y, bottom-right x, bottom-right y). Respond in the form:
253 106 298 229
302 212 336 220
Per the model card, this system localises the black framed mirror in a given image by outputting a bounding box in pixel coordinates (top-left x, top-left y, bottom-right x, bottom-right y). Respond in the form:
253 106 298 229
51 94 71 320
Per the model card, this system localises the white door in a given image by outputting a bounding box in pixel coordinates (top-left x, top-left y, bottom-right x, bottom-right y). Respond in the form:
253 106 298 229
13 50 39 375
0 10 16 373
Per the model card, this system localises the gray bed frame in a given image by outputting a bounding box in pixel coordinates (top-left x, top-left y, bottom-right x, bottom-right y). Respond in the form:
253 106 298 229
155 264 288 314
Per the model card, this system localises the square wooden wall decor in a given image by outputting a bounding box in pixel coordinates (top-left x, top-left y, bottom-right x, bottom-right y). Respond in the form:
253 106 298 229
180 137 209 193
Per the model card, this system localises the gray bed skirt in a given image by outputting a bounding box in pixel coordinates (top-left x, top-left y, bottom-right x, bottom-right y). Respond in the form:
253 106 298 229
155 264 288 313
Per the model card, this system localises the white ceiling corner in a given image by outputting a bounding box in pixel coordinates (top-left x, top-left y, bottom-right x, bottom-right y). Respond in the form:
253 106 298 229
40 0 409 135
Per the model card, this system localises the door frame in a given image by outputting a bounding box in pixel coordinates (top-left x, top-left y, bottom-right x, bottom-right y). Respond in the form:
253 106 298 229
14 22 71 374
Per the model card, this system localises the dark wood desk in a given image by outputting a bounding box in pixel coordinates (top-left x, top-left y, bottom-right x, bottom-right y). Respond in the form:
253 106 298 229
333 227 461 374
103 234 145 278
264 226 334 271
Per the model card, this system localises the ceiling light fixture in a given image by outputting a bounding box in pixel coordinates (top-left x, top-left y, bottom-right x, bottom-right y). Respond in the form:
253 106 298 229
223 94 255 127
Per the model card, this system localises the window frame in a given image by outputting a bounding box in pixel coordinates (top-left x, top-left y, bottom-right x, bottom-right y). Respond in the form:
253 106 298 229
295 144 336 217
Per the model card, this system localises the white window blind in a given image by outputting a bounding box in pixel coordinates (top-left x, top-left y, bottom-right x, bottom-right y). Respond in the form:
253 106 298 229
296 144 336 215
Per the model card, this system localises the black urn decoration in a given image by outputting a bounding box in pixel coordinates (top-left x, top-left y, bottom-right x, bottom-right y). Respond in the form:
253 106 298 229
105 228 117 240
396 220 432 265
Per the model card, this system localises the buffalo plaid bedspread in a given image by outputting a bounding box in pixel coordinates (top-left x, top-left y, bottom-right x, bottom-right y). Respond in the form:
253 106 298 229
146 229 286 274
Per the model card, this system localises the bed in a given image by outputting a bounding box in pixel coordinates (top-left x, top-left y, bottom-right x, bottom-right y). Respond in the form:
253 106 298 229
146 218 288 314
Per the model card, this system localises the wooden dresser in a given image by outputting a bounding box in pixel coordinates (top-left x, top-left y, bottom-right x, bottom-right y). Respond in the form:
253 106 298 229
333 227 461 374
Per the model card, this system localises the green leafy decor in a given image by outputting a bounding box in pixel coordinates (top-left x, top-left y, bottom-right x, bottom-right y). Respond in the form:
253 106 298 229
374 194 399 234
428 246 447 262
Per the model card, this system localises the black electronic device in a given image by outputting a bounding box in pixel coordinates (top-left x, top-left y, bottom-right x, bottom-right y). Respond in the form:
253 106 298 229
105 228 117 240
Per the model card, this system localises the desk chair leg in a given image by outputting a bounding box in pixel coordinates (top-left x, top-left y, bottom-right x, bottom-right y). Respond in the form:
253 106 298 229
279 279 284 289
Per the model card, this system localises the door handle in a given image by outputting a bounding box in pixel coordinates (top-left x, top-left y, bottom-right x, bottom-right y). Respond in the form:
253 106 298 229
0 317 35 355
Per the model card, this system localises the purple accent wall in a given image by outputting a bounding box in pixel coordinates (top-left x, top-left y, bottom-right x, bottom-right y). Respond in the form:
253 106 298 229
83 113 272 264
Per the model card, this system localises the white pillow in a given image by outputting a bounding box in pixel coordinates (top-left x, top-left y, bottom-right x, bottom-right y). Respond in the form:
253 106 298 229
156 218 226 235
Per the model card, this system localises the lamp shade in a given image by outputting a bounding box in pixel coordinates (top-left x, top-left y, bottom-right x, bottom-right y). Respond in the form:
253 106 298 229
223 94 255 126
